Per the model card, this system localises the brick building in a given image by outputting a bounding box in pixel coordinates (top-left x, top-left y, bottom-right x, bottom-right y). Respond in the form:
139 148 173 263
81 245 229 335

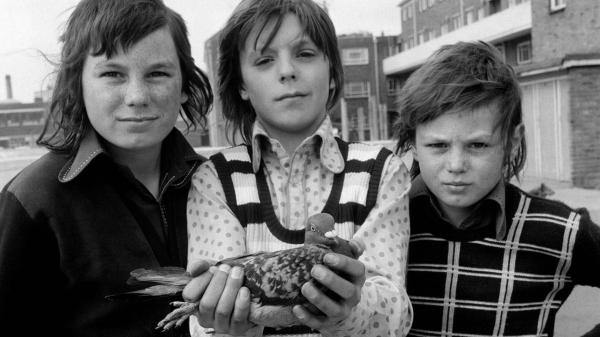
332 32 400 141
384 0 600 188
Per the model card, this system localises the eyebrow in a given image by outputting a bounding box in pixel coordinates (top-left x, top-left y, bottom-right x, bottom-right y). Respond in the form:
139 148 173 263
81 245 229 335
94 60 178 70
255 35 315 55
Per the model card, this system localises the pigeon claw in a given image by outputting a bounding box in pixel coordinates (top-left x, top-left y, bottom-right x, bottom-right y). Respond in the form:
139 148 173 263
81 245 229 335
156 301 197 331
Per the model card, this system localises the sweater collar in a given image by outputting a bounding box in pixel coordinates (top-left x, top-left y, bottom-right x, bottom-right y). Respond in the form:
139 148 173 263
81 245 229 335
410 174 507 240
58 128 203 184
249 115 344 174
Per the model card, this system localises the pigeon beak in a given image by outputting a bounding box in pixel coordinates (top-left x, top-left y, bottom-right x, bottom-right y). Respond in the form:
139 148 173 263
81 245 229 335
324 230 338 238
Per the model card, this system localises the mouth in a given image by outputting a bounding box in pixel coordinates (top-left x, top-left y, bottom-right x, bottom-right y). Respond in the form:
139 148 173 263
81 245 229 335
443 182 470 192
117 116 159 122
444 182 470 186
275 92 308 101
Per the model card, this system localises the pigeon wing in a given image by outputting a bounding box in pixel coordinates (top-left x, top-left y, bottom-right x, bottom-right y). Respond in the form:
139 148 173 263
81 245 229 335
242 245 330 306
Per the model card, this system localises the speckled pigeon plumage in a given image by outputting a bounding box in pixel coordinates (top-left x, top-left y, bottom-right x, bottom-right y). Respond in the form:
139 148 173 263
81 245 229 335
107 213 361 330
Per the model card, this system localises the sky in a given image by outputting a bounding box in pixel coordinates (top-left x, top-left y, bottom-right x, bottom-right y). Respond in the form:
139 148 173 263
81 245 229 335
0 0 402 103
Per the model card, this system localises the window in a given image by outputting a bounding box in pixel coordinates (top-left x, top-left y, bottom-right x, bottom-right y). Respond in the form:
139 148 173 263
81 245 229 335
465 7 475 25
387 79 399 96
342 48 369 65
550 0 566 12
449 14 460 31
419 0 427 11
517 41 532 64
344 81 370 98
477 7 485 20
417 31 425 45
402 6 407 21
408 4 413 18
428 30 435 41
405 37 415 50
428 0 435 7
440 23 449 35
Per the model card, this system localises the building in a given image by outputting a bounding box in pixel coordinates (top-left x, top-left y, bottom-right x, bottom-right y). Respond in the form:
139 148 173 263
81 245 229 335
0 75 46 148
333 32 401 142
203 31 401 146
384 0 600 188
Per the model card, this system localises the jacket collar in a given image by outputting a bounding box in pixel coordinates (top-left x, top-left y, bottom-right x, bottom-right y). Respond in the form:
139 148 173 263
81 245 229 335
410 174 507 240
58 128 203 185
249 115 344 174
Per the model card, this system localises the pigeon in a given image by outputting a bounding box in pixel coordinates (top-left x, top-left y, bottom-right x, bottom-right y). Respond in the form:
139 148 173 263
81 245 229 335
106 213 363 331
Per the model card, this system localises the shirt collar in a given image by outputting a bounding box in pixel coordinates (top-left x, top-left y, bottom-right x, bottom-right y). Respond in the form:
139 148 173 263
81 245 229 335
249 115 344 174
410 174 507 240
58 128 203 184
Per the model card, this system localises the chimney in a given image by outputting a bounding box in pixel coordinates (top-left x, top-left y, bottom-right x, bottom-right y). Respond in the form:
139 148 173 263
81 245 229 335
5 75 13 100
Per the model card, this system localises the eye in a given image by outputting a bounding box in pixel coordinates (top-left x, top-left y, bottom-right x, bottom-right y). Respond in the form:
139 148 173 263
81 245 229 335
427 143 447 149
470 142 489 149
255 57 273 66
100 71 122 78
149 71 170 78
297 49 316 58
310 225 317 232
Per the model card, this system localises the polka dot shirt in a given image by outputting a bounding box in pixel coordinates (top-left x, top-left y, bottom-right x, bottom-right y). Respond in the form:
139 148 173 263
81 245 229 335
187 117 413 336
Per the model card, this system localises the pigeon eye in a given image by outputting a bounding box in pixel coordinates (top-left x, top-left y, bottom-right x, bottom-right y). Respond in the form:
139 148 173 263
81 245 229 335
310 225 317 232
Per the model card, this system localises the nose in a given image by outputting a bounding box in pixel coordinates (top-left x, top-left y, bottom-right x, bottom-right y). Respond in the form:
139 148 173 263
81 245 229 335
124 77 149 106
278 56 296 83
446 147 468 173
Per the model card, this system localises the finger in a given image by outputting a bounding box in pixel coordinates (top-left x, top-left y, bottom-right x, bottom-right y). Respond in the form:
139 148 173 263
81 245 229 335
311 264 356 300
349 239 365 258
214 266 244 332
292 304 328 330
198 265 230 328
230 286 252 335
182 270 214 302
323 253 366 284
187 260 212 277
301 281 347 320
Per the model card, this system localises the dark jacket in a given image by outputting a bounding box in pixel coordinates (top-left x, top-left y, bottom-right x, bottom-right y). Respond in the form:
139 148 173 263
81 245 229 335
0 129 203 337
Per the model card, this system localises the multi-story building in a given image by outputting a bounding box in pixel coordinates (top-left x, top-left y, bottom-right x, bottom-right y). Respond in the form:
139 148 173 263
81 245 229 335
333 33 401 142
0 75 46 148
203 31 401 146
384 0 600 188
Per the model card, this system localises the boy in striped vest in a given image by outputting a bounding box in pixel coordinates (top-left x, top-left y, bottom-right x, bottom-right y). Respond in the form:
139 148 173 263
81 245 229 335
182 0 412 336
394 41 600 336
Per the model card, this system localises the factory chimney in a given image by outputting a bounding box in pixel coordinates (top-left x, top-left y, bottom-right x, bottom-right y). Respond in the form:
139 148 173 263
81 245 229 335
5 75 13 100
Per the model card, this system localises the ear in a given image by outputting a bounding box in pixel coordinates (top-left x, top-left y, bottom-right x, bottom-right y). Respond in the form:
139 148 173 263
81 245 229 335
180 92 188 104
509 123 525 159
239 86 249 101
410 143 418 162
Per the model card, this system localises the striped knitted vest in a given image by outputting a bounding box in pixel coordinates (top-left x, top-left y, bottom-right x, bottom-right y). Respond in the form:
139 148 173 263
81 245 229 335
210 138 392 246
210 139 391 336
407 184 582 337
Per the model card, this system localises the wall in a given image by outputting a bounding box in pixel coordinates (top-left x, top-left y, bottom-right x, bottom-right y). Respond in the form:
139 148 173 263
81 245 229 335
569 67 600 188
531 0 600 64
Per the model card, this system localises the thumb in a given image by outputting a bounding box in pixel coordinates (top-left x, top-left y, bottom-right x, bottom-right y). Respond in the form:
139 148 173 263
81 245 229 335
349 239 365 259
187 260 212 277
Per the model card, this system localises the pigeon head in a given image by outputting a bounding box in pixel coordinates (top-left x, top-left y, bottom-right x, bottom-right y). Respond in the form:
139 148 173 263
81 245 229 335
304 213 337 246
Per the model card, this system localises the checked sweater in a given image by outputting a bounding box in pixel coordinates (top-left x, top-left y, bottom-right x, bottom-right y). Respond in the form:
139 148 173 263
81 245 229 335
407 183 600 337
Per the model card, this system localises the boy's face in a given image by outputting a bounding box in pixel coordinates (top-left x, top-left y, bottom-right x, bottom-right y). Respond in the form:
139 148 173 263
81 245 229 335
81 27 187 156
414 104 508 225
239 13 331 143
